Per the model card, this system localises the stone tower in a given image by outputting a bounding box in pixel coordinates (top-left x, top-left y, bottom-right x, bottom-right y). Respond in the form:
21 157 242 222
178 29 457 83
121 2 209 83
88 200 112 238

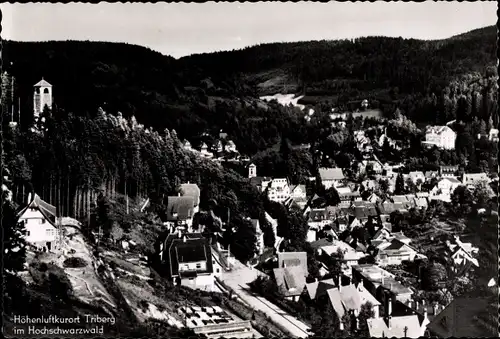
33 78 53 118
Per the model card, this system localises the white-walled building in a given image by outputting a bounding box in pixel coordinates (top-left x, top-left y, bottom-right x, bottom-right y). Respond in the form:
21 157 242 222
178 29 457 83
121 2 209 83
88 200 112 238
33 79 53 118
17 193 59 252
261 178 291 203
318 168 345 189
423 126 456 150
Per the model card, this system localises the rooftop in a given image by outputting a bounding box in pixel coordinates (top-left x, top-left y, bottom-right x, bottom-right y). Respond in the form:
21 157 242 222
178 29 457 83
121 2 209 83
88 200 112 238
273 266 307 297
319 168 345 181
367 315 423 338
34 79 52 87
166 196 195 221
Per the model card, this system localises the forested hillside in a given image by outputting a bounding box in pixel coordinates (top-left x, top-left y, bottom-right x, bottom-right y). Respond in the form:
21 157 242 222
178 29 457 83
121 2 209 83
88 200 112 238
2 25 497 157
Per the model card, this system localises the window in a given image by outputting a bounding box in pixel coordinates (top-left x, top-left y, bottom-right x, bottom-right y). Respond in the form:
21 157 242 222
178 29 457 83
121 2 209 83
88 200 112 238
43 88 49 94
196 263 202 269
216 268 220 273
27 231 31 236
41 219 46 224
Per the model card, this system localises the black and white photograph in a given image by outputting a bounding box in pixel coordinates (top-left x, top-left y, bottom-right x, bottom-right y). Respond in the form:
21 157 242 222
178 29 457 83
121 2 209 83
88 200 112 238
1 2 498 338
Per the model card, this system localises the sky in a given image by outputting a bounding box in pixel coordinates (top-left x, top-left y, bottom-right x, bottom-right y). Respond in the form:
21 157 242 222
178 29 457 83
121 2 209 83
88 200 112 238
1 2 497 59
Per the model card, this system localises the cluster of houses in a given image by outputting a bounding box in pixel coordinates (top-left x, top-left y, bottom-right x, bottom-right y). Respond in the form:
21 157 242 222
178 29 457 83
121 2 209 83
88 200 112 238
181 131 251 163
242 156 487 337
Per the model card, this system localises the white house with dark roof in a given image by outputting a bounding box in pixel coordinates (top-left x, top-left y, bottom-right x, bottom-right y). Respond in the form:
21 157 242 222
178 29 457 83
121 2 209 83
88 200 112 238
157 231 215 291
17 193 59 252
318 167 345 189
376 239 423 266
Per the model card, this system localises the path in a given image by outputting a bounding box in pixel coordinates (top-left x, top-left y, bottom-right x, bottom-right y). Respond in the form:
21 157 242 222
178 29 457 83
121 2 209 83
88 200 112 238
219 259 311 338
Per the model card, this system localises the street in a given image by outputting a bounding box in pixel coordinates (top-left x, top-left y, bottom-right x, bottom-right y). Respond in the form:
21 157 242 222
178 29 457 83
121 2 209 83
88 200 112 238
219 258 311 338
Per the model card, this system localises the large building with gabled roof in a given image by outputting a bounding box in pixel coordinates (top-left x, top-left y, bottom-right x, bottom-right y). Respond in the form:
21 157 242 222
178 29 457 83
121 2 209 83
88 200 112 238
17 192 59 252
157 230 216 291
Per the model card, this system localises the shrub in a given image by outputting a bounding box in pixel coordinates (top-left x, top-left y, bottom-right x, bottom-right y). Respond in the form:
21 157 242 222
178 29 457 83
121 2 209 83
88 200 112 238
63 257 88 268
47 269 74 301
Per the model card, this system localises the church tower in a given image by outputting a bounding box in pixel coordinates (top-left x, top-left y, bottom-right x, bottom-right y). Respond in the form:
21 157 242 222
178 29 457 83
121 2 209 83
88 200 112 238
248 163 257 179
33 78 53 118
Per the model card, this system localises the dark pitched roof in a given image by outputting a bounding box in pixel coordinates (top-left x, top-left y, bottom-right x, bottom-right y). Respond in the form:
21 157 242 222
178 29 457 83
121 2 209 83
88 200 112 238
166 196 195 221
249 176 271 187
160 232 213 278
427 297 494 338
306 278 336 300
273 266 307 297
17 193 57 226
310 238 333 251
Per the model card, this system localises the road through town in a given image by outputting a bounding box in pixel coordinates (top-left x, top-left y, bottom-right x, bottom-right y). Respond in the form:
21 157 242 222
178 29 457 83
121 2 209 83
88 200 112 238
219 259 311 338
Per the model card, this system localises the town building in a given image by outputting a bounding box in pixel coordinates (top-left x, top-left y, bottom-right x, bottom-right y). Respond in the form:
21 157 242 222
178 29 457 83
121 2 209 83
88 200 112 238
439 165 459 178
273 265 307 302
17 193 59 252
165 196 196 232
318 167 345 189
426 297 496 338
376 239 423 266
462 172 490 186
408 171 425 185
422 126 456 150
351 264 414 304
224 140 238 153
33 79 53 118
261 178 290 203
327 279 382 320
489 128 499 142
157 231 215 291
305 278 336 300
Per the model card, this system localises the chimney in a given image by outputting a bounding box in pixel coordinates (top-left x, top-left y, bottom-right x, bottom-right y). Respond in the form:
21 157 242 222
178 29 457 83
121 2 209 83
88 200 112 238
387 297 392 317
338 275 342 291
183 235 186 243
178 192 181 197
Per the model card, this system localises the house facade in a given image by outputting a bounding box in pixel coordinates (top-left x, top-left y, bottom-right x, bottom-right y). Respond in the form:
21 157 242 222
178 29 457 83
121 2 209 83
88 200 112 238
262 178 290 203
423 126 456 150
319 168 345 189
18 193 59 252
